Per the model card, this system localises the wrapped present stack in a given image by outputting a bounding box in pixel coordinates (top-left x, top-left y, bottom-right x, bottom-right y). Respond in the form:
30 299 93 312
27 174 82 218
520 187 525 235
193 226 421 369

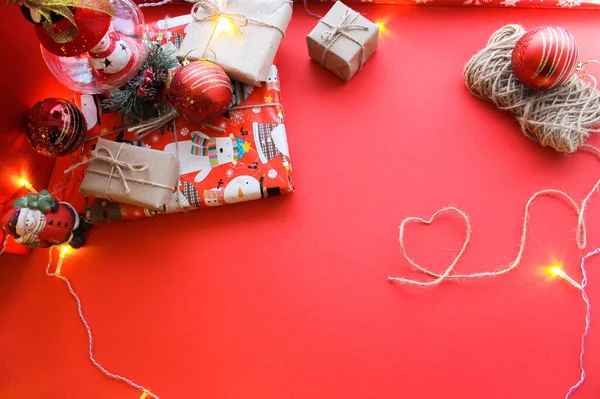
62 7 295 224
1 0 295 252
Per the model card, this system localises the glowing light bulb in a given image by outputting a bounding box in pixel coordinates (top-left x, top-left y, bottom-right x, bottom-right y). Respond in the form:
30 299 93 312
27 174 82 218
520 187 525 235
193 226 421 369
55 245 72 276
140 391 149 399
546 264 582 290
214 16 238 39
375 21 387 33
17 178 38 193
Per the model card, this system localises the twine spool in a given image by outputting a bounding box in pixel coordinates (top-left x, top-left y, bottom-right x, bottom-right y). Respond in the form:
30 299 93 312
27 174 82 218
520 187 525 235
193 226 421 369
463 24 600 153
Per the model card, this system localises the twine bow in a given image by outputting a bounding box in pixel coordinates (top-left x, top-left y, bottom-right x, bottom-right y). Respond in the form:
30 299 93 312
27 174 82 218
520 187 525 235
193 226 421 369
7 0 114 44
190 0 249 34
187 0 286 48
318 9 368 68
66 144 150 198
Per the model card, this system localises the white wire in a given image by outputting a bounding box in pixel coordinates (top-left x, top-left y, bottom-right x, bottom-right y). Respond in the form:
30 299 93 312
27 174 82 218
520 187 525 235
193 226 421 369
138 0 172 7
45 248 160 399
565 246 600 399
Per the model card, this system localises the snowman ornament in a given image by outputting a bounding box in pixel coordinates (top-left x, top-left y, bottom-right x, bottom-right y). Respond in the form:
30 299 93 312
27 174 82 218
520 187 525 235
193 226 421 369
88 26 140 85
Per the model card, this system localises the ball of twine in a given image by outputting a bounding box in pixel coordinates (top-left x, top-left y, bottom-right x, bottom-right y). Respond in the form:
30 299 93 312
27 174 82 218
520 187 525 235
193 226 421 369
463 24 600 153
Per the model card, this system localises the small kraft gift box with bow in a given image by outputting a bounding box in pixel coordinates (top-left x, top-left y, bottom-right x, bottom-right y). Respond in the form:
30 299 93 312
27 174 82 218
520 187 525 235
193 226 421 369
306 1 379 82
74 138 180 210
177 0 293 86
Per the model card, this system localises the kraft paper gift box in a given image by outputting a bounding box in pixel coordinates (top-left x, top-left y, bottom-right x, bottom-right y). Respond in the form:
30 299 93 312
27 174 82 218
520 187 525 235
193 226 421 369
78 138 179 210
306 1 379 82
177 0 293 86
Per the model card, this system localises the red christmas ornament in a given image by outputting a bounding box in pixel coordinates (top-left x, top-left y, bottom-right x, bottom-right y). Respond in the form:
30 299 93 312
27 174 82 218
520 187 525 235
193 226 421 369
32 8 112 57
25 99 87 157
512 26 580 91
143 76 153 85
169 61 233 125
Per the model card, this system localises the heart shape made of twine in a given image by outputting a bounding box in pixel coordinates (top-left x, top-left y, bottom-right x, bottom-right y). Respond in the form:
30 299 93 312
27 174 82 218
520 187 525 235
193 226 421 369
389 206 472 287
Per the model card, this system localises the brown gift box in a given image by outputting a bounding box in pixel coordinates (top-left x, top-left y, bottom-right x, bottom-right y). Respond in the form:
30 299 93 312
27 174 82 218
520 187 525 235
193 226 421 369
177 0 293 86
79 138 179 210
306 1 379 82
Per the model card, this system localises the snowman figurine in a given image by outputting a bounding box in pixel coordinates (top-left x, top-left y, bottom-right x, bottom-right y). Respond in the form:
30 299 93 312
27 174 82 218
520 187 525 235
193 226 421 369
88 25 142 86
1 190 87 248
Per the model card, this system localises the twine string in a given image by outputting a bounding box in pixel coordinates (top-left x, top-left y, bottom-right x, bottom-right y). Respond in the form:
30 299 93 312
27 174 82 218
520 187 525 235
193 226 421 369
389 177 600 285
65 144 154 197
565 246 600 399
45 248 160 399
188 0 287 39
302 0 323 18
0 235 9 255
318 10 368 68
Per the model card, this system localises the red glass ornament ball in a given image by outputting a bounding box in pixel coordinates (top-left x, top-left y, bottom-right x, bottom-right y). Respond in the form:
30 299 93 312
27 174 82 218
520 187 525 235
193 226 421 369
512 26 580 91
25 98 87 157
34 8 112 57
169 61 233 125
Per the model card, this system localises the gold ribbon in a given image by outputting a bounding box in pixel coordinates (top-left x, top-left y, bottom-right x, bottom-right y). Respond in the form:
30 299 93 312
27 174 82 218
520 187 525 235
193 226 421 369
318 9 369 68
8 0 115 44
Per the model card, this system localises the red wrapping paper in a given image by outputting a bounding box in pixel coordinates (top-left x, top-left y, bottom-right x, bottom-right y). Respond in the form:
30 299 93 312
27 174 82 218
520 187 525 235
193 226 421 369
47 16 294 225
137 0 600 9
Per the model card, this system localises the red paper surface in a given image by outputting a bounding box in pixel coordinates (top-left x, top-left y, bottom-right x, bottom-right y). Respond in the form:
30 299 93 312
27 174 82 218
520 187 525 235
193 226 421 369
2 3 600 399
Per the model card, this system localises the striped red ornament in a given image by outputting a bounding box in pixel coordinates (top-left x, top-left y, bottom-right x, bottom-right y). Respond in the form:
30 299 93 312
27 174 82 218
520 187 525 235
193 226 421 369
169 60 233 125
511 26 580 91
24 98 87 157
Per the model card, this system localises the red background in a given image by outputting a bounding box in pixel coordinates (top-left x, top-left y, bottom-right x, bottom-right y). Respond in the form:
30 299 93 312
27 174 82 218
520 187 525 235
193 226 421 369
2 3 600 399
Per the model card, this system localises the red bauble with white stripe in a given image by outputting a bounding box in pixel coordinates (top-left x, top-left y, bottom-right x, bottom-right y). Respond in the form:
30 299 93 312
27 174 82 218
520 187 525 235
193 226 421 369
511 26 580 91
169 60 233 125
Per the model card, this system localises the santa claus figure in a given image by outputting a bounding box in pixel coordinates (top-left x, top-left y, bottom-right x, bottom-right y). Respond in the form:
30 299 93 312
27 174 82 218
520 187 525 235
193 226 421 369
1 190 86 248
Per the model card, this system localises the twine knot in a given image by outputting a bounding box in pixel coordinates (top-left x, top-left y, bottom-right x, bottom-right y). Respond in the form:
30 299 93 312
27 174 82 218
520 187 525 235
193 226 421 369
318 9 368 68
93 146 149 196
190 1 248 32
187 0 286 38
65 144 149 196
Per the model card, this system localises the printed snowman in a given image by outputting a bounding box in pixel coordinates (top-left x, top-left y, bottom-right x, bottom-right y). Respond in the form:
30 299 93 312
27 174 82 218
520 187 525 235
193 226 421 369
88 26 143 86
220 175 282 204
223 175 263 204
164 131 251 183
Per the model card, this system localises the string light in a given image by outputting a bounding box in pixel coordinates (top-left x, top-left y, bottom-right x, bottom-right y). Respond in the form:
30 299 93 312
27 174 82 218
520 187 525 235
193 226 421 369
214 16 238 39
55 245 72 276
17 177 38 193
375 21 387 33
140 391 149 399
546 263 583 291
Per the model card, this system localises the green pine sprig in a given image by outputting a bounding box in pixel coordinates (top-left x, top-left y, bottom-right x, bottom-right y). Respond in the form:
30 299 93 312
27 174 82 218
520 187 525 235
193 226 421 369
102 42 180 120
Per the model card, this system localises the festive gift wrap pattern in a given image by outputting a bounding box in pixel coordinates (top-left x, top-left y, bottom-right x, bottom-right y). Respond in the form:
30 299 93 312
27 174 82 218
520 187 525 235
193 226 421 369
53 19 294 225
